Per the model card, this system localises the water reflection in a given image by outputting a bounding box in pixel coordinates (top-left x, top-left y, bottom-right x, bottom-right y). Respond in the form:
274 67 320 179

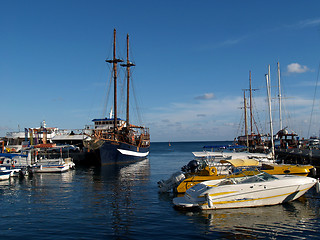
171 188 320 239
91 159 151 237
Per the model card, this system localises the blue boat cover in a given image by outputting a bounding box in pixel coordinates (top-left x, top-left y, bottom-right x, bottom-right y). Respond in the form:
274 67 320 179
0 153 28 158
203 145 247 149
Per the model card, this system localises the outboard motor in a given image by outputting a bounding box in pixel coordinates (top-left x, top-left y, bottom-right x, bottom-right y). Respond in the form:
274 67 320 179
157 171 186 193
181 160 199 173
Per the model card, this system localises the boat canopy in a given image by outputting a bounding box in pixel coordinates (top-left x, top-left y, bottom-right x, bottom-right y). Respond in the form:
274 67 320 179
92 118 122 122
203 145 247 149
220 158 259 167
0 153 28 158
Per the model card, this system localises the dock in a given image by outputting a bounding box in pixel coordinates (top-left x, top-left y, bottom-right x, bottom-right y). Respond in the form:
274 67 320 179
276 148 320 175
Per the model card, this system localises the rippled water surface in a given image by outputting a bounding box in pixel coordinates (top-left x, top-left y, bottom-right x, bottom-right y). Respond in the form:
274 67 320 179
1 141 320 239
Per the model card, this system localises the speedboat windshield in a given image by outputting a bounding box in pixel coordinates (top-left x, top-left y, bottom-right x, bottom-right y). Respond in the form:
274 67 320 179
238 171 278 184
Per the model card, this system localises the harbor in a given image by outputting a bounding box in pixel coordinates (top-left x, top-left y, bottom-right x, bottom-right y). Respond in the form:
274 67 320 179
1 27 320 238
1 141 320 239
2 1 320 239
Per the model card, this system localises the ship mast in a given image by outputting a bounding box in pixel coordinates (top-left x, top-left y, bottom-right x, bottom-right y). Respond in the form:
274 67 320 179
244 90 249 149
249 71 253 135
277 62 282 130
266 65 275 157
121 34 135 128
106 29 123 137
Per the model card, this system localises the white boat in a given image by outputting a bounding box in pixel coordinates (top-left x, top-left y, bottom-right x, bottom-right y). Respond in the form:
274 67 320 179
33 157 75 173
0 167 11 181
0 167 23 180
173 164 318 210
192 150 274 164
0 152 31 167
0 150 75 174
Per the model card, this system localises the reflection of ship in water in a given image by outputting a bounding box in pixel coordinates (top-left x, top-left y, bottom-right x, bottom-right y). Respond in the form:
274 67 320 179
177 192 318 239
90 159 150 236
93 158 150 182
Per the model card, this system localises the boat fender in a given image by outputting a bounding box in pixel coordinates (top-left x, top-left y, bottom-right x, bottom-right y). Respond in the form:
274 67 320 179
316 179 320 194
205 193 213 209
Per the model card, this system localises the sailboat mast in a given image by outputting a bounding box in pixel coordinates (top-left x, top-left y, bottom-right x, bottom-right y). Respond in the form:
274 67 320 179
121 34 135 128
106 29 123 136
126 35 130 126
277 62 282 130
249 71 253 135
266 65 275 157
244 90 249 148
113 30 118 133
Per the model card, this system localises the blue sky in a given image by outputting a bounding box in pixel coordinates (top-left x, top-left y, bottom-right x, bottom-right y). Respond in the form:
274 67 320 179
1 0 320 142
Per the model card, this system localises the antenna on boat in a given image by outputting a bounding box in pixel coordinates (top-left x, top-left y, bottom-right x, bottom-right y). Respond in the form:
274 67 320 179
106 29 123 137
121 34 135 128
109 108 113 119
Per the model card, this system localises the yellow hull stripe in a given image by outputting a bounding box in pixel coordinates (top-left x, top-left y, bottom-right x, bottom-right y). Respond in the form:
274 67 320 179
198 191 238 198
202 186 312 206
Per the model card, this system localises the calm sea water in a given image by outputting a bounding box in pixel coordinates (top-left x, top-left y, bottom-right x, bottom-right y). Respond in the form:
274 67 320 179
1 141 320 239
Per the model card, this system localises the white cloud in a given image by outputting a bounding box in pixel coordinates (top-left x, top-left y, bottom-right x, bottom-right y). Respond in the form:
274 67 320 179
221 38 244 46
287 63 309 74
145 93 317 142
195 93 215 100
146 96 245 141
297 18 320 28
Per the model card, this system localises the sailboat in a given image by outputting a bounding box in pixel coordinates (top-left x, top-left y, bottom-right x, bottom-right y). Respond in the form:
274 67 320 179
84 29 150 165
235 71 269 152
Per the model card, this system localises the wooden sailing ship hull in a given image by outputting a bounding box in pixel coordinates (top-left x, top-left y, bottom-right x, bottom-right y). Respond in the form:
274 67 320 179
99 140 149 165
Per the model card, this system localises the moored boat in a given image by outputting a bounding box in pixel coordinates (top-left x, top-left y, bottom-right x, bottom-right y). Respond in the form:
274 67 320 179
33 157 75 173
0 168 12 180
158 156 316 194
84 29 150 165
0 150 75 174
0 166 23 180
173 165 318 210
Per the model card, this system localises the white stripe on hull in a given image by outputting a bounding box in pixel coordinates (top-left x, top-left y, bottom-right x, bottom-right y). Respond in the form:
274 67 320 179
117 149 149 157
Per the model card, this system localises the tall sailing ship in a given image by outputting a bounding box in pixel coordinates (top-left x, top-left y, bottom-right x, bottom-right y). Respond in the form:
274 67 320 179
235 71 268 152
84 29 150 165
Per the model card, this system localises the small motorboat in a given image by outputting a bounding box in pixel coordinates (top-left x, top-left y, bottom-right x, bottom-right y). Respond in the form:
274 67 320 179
32 157 75 173
173 167 318 210
0 169 12 180
0 167 23 180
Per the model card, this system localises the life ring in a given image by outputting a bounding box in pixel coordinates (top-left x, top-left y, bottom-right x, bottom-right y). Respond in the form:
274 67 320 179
209 166 217 176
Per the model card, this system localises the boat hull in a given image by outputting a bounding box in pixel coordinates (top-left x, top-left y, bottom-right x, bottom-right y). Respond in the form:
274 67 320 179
0 171 11 180
33 158 75 173
33 165 71 173
173 175 317 210
99 140 149 165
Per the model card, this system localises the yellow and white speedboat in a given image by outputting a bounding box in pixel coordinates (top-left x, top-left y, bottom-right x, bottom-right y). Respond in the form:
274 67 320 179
158 158 315 194
173 168 318 210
